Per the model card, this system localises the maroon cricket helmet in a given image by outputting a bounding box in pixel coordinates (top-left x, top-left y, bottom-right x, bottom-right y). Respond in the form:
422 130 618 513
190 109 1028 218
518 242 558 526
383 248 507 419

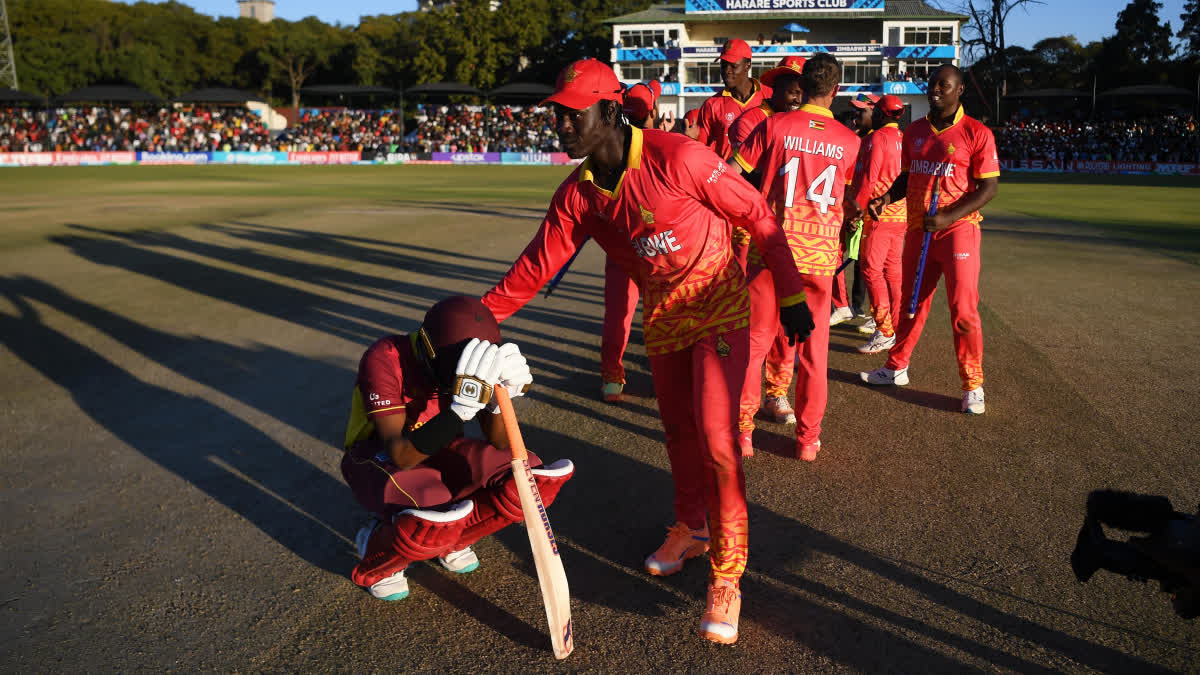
416 296 502 382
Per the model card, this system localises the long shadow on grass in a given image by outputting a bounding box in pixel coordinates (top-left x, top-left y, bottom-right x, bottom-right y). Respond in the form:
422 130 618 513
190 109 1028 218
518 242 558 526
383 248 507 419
0 278 357 576
984 224 1200 256
48 229 657 446
486 424 1175 671
60 225 612 337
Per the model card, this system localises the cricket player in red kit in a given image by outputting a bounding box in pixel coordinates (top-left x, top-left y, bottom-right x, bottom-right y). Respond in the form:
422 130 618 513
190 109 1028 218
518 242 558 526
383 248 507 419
860 64 999 415
482 59 815 644
849 94 908 354
342 296 574 601
726 55 807 449
831 92 877 325
731 53 862 461
690 39 772 160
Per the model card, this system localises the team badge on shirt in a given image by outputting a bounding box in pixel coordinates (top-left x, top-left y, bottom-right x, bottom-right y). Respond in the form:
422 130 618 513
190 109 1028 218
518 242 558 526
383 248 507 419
639 205 655 225
947 143 956 155
809 119 825 130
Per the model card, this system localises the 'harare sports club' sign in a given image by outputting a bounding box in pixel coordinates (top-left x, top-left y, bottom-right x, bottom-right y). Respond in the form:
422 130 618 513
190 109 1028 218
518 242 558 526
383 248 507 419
685 0 884 12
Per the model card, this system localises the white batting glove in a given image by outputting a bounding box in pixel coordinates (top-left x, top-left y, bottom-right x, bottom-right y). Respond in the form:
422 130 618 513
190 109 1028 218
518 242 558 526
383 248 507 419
488 343 533 413
449 338 503 422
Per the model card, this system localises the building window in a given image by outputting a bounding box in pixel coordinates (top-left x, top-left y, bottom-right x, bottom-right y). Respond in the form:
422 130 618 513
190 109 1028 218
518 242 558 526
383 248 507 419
900 60 942 80
620 62 673 82
620 29 668 48
250 5 256 17
686 62 724 86
903 26 953 45
842 61 882 84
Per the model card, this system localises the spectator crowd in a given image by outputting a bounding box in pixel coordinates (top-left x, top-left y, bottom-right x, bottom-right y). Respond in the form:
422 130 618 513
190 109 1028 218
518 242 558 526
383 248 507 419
996 115 1200 163
402 104 559 153
0 106 271 152
4 102 1199 164
0 103 563 154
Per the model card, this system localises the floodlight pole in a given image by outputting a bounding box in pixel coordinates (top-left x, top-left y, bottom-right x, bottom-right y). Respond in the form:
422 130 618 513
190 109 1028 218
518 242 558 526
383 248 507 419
0 0 18 89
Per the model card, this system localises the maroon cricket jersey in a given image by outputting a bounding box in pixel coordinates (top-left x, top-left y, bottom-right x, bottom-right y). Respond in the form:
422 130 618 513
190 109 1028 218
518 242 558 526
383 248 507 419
343 334 443 450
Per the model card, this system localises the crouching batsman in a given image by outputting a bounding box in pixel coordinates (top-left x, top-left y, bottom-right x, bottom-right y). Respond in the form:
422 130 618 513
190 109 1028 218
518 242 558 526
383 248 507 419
342 295 574 601
480 58 815 644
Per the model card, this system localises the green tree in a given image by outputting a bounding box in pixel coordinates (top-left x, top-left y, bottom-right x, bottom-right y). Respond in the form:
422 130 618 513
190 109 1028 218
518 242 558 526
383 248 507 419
1031 35 1088 88
1112 0 1174 64
1179 0 1200 61
260 17 348 109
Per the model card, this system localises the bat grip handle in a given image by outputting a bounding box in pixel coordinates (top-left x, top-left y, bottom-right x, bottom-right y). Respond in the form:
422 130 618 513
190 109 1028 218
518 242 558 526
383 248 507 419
494 387 529 462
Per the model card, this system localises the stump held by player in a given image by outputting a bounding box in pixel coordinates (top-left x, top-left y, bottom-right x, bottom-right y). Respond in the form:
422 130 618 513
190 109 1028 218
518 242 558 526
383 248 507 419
907 178 940 319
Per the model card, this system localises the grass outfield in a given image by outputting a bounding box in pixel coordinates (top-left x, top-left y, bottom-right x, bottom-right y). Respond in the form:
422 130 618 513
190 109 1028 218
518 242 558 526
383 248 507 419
2 165 1198 254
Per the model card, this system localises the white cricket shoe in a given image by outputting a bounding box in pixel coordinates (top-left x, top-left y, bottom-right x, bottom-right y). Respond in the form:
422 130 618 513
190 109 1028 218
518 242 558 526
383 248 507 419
962 387 985 414
856 331 896 354
857 317 877 335
860 366 909 386
438 547 480 574
830 306 854 326
356 522 410 601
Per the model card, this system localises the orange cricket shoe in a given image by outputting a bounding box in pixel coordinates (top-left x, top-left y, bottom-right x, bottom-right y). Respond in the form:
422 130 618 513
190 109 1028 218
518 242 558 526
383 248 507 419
644 523 710 576
699 578 742 644
798 439 821 462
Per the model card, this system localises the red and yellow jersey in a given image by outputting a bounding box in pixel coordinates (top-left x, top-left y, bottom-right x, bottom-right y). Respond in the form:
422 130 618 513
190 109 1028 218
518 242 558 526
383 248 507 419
482 126 805 356
732 103 861 276
851 123 906 222
343 335 440 450
695 79 772 160
727 102 776 247
728 101 774 151
901 107 1000 231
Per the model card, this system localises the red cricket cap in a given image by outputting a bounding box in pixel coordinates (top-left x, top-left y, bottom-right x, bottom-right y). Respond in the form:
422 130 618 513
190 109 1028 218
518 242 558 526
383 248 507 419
849 92 880 109
541 59 624 110
716 38 752 63
760 55 807 87
622 82 658 123
877 94 905 117
646 79 662 100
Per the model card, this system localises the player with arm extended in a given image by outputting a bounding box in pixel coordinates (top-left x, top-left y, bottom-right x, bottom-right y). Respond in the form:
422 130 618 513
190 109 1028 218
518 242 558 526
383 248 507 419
859 64 1000 414
341 295 574 601
725 55 807 451
729 53 862 462
482 59 814 645
849 94 908 354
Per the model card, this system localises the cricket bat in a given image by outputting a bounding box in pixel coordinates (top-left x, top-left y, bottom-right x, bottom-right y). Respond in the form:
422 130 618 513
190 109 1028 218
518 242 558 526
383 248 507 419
907 178 941 319
494 387 574 660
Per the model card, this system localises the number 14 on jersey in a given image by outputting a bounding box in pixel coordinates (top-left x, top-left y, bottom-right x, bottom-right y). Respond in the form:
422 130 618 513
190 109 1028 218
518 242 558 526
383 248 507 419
780 158 839 215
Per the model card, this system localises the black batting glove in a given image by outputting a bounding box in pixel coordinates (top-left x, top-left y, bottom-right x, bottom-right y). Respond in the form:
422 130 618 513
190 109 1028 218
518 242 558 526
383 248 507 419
780 301 815 346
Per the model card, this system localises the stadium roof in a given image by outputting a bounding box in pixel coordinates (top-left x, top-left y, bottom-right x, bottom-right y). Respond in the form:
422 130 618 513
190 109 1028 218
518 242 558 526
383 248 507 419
1099 84 1194 97
1004 88 1087 98
405 82 486 97
604 1 967 24
54 85 162 104
0 87 47 105
300 85 398 97
488 83 556 99
174 87 265 103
